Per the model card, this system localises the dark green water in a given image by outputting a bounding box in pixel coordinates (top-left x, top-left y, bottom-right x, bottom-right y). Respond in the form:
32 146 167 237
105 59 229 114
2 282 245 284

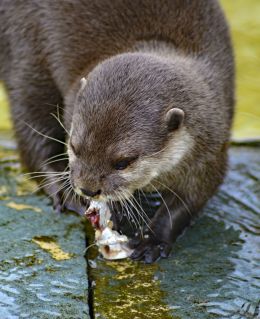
159 147 260 318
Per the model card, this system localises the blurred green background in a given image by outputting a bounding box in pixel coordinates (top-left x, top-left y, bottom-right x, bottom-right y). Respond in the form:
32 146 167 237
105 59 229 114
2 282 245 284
221 0 260 139
0 0 259 139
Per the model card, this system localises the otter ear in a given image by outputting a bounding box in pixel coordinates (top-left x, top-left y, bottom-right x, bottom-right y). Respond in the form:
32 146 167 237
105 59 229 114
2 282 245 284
165 108 185 131
80 77 87 90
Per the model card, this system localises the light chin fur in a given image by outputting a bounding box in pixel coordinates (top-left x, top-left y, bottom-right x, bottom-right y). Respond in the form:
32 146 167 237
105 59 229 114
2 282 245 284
154 127 194 175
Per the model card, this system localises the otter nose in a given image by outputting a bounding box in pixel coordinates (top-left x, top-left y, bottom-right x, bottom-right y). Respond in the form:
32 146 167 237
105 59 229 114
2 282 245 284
80 188 101 198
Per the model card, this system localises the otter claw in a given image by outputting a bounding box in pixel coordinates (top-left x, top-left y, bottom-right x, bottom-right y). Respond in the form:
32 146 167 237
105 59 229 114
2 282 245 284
159 243 172 258
63 201 87 215
130 242 161 263
144 245 161 264
130 236 172 263
52 193 87 215
52 194 64 214
54 203 64 214
128 236 142 249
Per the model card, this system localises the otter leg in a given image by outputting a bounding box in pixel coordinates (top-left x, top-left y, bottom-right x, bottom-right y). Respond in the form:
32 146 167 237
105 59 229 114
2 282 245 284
129 192 193 263
130 151 227 263
7 77 78 212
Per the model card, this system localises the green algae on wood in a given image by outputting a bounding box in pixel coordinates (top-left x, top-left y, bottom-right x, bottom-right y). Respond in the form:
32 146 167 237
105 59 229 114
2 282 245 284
32 236 73 261
85 221 174 319
0 143 90 318
6 201 42 213
90 258 174 319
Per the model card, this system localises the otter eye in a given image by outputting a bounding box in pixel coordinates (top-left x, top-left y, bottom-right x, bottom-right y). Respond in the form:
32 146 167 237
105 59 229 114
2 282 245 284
114 157 138 171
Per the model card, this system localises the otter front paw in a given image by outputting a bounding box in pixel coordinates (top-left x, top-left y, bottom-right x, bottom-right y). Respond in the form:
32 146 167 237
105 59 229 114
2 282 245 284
129 229 172 263
62 198 88 215
45 184 87 215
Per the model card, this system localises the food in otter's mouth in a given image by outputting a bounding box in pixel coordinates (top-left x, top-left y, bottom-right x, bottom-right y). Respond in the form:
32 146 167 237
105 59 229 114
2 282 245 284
85 201 133 260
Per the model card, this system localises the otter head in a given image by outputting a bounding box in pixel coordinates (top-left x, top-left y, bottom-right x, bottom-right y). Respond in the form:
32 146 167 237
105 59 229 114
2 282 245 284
68 52 192 202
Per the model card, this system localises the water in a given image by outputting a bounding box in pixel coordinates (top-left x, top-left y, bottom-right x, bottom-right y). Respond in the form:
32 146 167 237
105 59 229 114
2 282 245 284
87 147 260 319
0 143 90 318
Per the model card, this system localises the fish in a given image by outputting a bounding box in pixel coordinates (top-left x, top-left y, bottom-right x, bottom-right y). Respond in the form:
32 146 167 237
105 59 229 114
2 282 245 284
85 201 133 260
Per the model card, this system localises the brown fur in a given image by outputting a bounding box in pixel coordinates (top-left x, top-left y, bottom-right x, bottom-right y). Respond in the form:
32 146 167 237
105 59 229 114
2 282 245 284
0 0 234 263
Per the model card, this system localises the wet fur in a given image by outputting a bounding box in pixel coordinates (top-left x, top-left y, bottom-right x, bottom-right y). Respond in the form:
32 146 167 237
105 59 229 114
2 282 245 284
0 0 234 262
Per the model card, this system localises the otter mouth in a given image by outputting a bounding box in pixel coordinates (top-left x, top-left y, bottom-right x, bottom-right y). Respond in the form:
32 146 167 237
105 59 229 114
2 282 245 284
72 189 115 203
72 185 133 203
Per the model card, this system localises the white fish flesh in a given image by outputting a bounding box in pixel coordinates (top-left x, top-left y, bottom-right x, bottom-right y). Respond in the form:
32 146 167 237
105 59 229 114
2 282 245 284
85 201 133 260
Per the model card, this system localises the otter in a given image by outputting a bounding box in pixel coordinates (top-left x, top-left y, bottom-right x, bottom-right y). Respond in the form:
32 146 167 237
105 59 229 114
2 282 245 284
0 0 234 263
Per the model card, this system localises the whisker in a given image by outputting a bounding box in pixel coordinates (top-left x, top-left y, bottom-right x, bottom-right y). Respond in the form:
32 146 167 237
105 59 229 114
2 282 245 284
131 194 143 229
127 192 152 232
108 198 117 223
137 190 142 207
33 177 69 195
150 183 173 228
140 189 152 209
23 170 69 177
25 172 69 181
42 152 68 165
123 189 152 234
61 184 71 202
76 192 81 209
40 157 69 167
155 180 192 217
48 180 71 199
126 190 151 224
31 164 70 193
62 185 74 206
115 191 132 226
84 243 98 254
36 176 69 191
24 121 68 147
124 199 139 231
50 105 70 135
125 196 144 236
117 189 139 230
45 103 71 117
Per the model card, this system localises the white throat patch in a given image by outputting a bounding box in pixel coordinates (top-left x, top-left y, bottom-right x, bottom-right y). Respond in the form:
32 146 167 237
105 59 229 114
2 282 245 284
156 127 194 175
